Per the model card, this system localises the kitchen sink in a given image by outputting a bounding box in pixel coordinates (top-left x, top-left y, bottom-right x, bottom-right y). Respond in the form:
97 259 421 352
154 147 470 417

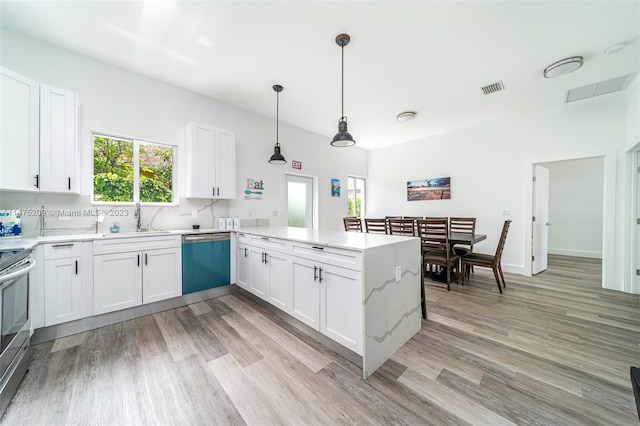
101 230 173 238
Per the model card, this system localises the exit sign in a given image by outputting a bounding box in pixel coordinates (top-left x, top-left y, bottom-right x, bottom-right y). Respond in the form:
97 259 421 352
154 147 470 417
292 160 302 170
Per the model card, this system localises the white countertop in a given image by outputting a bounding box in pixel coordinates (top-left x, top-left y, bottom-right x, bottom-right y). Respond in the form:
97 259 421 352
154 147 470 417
0 226 416 251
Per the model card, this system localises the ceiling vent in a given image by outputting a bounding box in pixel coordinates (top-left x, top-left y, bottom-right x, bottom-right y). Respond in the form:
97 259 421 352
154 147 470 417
480 81 505 95
566 73 637 103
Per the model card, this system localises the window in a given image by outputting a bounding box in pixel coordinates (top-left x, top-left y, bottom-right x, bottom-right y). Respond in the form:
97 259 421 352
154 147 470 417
347 176 365 217
93 134 175 204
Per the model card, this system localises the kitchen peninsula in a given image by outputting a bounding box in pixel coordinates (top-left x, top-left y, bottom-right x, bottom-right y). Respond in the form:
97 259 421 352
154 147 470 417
234 226 422 378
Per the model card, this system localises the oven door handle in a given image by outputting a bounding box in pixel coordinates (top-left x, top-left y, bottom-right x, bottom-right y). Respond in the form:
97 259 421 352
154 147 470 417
0 258 36 285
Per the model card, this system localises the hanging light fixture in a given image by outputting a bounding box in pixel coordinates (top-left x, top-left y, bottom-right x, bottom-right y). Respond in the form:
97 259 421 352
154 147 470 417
331 33 356 147
268 84 287 164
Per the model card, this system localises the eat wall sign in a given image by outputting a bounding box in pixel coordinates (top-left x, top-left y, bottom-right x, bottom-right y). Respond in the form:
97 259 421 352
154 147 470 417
292 160 302 170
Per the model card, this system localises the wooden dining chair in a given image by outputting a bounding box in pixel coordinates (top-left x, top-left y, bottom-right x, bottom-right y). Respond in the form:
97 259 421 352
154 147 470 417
365 218 388 234
388 218 416 236
450 217 477 277
461 220 511 293
343 217 362 232
417 218 460 290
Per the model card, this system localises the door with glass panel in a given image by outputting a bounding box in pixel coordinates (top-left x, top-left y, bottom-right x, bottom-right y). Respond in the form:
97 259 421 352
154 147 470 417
286 175 313 228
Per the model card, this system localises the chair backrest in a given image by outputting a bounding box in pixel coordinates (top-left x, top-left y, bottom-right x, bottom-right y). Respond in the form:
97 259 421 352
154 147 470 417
450 217 476 235
631 366 640 421
365 218 388 234
343 217 362 232
494 220 512 261
417 218 450 256
388 218 416 236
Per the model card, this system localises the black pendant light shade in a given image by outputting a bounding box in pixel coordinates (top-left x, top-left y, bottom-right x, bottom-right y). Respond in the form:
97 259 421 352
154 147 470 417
268 84 287 164
331 33 355 147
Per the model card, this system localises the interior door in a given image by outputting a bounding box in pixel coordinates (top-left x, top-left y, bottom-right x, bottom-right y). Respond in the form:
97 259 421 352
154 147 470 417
286 174 313 228
532 164 550 274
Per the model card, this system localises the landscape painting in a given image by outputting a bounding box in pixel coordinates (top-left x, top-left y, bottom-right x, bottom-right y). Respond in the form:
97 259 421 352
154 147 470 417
407 177 451 201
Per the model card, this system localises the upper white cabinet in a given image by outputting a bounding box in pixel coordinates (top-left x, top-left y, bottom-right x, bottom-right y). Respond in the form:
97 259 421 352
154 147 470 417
39 85 78 193
185 122 236 199
0 68 79 193
0 67 40 192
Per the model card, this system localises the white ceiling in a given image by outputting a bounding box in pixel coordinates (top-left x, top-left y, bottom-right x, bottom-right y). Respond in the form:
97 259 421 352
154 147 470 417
1 1 638 150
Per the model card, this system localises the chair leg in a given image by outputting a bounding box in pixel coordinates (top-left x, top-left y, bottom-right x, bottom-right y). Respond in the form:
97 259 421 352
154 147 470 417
492 267 503 293
498 263 506 288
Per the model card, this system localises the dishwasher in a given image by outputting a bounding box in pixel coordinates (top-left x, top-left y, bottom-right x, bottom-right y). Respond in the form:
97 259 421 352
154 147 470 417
181 233 230 294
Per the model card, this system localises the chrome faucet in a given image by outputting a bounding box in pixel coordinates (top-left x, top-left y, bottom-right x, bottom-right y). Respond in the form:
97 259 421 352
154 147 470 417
135 202 142 232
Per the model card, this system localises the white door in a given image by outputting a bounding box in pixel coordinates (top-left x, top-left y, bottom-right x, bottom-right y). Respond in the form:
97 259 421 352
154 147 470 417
186 122 215 198
215 128 236 199
94 252 142 314
320 263 362 354
44 257 82 326
237 244 250 289
290 257 320 329
249 247 268 297
532 164 550 274
142 247 182 304
266 251 292 313
286 174 313 228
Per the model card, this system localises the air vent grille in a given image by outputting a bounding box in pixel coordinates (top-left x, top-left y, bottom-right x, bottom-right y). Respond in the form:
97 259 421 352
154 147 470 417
480 81 505 95
566 73 637 103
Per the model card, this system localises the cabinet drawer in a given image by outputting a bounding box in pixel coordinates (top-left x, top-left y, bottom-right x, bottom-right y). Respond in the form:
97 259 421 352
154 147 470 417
236 232 250 244
291 242 362 271
93 235 181 255
248 235 291 253
44 242 82 260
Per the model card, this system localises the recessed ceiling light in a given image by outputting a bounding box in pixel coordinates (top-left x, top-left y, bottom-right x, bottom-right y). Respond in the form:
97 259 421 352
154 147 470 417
543 56 583 78
397 111 417 122
197 35 216 49
604 42 626 55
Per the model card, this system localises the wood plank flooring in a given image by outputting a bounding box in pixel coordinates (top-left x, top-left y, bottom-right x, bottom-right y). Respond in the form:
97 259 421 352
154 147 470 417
3 255 639 425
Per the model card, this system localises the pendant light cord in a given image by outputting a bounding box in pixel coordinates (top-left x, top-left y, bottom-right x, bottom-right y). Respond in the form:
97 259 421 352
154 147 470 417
341 41 344 120
276 90 279 146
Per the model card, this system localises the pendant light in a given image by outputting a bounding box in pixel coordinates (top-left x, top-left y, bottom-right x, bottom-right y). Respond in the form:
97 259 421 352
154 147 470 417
331 33 356 147
268 84 287 164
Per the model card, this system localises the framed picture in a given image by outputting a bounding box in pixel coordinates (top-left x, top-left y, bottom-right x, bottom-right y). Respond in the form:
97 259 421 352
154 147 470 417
407 177 451 201
331 178 341 197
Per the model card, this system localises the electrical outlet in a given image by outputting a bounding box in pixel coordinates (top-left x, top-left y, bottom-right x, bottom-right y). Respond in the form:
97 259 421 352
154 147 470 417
395 266 402 283
248 210 252 217
502 210 512 217
273 210 278 217
191 210 198 219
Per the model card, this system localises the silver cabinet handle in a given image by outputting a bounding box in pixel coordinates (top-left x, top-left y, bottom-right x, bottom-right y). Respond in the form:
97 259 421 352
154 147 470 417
318 267 323 283
314 266 318 281
52 243 74 248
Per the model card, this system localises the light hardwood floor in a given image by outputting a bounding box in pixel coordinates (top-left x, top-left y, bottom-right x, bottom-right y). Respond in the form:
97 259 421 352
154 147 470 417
3 255 639 425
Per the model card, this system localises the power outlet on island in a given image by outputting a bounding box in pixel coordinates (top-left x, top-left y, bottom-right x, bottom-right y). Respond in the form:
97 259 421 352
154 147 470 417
191 210 198 219
395 266 402 283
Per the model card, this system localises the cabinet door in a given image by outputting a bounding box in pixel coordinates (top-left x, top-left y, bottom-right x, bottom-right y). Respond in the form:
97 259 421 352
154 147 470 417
44 257 82 326
143 247 182 304
266 250 291 313
249 247 268 298
0 67 39 192
94 252 142 314
186 122 215 198
290 257 320 329
39 85 78 193
237 244 250 289
320 264 362 354
215 128 236 199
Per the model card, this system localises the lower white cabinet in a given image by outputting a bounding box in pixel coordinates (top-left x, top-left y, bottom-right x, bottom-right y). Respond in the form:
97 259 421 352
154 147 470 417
236 243 250 289
291 257 362 353
44 245 83 326
248 246 291 312
93 235 182 315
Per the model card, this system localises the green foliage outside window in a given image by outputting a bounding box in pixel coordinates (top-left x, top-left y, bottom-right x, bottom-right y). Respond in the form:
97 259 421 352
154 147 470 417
347 197 361 217
93 135 173 203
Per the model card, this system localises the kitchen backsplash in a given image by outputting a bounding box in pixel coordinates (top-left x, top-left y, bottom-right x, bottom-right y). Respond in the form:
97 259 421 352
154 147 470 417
0 192 231 237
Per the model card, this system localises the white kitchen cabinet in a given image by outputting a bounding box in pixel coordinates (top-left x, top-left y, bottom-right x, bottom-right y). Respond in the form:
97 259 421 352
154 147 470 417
142 247 181 304
249 246 291 312
0 67 39 192
93 251 143 315
39 85 78 193
42 241 93 326
236 243 250 290
93 235 182 315
185 122 236 199
290 256 362 353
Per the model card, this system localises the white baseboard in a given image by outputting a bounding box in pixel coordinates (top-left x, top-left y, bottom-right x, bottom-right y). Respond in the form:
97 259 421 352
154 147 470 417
548 248 602 259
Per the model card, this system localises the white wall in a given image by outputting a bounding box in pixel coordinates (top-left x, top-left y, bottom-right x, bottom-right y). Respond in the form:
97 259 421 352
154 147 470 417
368 94 629 291
0 30 367 235
627 76 639 149
543 157 604 259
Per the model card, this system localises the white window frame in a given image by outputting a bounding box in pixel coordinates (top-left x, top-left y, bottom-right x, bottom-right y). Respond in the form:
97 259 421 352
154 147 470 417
347 176 366 218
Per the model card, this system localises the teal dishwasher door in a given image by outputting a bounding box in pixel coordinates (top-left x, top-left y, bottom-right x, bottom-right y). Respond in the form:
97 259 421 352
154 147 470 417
182 233 230 294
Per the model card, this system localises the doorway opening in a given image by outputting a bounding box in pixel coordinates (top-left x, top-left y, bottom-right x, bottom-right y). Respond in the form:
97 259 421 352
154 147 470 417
285 174 314 228
531 156 605 276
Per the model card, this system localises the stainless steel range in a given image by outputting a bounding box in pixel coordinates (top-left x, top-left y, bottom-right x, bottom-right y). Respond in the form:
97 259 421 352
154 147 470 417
0 248 34 417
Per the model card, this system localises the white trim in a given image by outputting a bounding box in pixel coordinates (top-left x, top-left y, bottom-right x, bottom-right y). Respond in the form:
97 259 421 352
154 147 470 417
548 248 602 259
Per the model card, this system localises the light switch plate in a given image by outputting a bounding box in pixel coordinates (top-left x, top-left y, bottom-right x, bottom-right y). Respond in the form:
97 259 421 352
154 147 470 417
191 210 198 219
